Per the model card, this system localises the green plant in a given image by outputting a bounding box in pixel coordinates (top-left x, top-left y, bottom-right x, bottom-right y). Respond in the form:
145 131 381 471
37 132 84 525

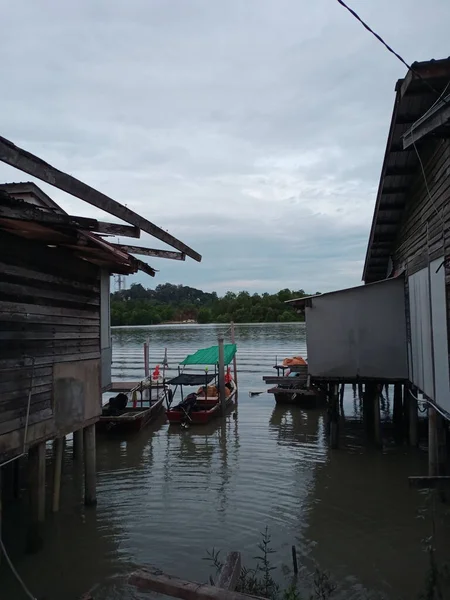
205 528 336 600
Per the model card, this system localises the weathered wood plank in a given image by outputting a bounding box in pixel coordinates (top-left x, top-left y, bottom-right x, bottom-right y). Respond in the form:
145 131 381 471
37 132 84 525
113 244 186 261
217 552 241 591
0 262 100 293
0 134 201 261
0 320 100 335
129 567 265 600
0 198 141 238
0 351 101 369
0 380 52 400
0 301 99 320
0 408 53 436
0 281 99 306
0 331 99 341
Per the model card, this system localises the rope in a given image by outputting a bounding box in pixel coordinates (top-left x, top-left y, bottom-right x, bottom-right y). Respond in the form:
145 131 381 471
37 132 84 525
0 537 37 600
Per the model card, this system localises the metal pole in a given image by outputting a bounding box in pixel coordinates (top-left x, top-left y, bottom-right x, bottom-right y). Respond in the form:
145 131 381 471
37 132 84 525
218 336 226 414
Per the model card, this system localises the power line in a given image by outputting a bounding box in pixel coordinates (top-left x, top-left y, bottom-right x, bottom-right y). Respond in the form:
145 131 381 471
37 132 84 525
335 0 448 101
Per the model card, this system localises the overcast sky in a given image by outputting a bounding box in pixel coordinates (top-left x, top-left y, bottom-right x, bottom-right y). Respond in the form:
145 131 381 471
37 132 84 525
1 1 449 295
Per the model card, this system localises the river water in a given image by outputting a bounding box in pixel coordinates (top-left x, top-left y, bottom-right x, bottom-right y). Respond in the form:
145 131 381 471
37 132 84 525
1 323 450 600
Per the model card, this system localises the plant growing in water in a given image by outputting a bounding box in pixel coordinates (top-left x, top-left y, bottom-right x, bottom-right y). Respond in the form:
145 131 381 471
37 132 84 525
204 527 335 600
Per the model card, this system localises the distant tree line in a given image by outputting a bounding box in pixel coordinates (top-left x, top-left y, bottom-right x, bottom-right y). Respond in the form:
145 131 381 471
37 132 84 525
110 283 319 326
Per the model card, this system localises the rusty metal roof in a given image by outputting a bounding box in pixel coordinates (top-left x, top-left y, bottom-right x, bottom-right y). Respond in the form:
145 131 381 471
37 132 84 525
363 57 450 284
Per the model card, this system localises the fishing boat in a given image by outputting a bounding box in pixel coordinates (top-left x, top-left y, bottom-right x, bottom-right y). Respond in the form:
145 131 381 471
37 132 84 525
263 356 325 407
97 376 168 434
166 343 237 427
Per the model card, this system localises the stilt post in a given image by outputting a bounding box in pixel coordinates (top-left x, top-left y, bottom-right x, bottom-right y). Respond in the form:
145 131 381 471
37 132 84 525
429 405 438 476
144 342 149 378
408 387 419 447
339 384 345 407
73 428 84 461
330 384 339 449
218 336 226 414
83 425 97 506
27 442 46 552
373 387 382 448
230 322 238 390
52 437 64 513
393 383 403 444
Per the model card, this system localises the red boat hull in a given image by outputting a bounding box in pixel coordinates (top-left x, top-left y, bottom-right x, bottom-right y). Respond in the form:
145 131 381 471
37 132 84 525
166 396 236 425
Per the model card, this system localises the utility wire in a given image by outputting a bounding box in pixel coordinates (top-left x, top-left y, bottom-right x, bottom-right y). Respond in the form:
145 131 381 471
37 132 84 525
335 0 449 103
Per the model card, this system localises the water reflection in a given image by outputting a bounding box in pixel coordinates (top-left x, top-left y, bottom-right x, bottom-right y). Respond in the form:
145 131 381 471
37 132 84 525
1 324 447 600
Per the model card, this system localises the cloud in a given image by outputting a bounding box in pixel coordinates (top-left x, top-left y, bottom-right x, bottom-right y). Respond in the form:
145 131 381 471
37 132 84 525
1 0 449 294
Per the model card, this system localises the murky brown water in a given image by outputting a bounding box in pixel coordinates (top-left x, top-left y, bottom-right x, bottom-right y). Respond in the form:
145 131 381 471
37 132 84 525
1 323 450 600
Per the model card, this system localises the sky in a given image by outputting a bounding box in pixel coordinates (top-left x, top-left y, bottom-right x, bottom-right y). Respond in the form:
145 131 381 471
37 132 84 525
1 1 450 296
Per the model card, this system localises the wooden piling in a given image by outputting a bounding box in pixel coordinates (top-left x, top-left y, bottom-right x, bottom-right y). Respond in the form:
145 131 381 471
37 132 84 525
144 341 149 378
393 383 403 443
358 382 364 400
52 437 64 513
12 457 20 500
429 405 438 477
83 425 97 507
330 384 339 449
373 388 382 448
0 467 2 564
408 387 419 447
217 552 241 590
339 384 345 407
27 442 46 552
218 336 226 415
230 322 238 390
73 429 84 461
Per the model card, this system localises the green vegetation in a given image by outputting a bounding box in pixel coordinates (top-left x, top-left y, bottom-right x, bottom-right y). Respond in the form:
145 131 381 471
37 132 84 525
205 527 336 600
111 283 316 326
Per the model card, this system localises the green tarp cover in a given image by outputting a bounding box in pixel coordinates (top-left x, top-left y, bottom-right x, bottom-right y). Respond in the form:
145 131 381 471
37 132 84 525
180 344 237 366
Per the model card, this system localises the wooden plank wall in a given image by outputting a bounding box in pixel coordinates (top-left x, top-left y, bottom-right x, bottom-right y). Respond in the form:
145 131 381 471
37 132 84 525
392 138 450 386
0 231 101 436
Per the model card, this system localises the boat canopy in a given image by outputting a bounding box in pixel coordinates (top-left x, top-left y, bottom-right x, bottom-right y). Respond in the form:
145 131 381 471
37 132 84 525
168 373 216 386
180 344 237 366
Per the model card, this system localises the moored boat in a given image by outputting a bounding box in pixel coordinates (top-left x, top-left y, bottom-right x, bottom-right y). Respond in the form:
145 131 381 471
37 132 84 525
166 343 237 427
97 379 168 434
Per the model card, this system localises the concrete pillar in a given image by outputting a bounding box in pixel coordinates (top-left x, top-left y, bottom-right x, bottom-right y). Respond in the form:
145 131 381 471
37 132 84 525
73 429 84 461
52 438 64 513
83 425 97 506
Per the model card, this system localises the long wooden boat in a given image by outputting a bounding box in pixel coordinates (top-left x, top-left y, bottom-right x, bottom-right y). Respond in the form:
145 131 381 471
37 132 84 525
97 380 168 434
165 343 238 428
166 381 236 425
267 385 325 408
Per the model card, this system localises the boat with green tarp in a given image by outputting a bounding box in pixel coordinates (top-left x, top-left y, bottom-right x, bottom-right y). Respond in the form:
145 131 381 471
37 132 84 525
166 343 237 427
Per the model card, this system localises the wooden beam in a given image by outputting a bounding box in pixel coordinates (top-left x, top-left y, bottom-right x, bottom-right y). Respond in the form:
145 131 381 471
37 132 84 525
217 552 241 591
113 244 185 261
0 135 201 261
403 94 450 149
129 567 265 600
133 258 157 278
0 198 141 238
